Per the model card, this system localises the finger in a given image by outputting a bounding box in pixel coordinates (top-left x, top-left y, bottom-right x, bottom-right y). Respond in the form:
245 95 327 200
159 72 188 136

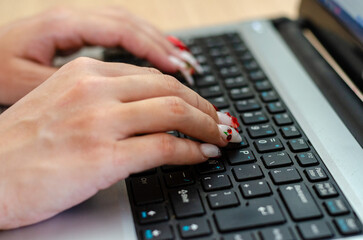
112 133 221 176
109 73 218 123
114 96 225 146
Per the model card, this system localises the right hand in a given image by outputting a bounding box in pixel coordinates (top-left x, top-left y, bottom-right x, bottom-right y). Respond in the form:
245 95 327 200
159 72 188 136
0 57 240 229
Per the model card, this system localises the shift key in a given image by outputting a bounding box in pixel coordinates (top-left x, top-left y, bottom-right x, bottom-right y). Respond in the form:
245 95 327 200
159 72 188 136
279 184 322 221
214 198 285 232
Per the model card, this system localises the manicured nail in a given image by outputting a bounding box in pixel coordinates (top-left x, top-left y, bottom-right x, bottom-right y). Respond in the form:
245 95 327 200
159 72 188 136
200 143 221 158
178 50 204 74
168 56 195 85
218 124 242 143
217 112 240 129
167 35 189 51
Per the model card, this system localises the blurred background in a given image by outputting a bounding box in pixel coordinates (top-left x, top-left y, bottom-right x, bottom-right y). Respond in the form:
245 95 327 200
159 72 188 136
0 0 300 31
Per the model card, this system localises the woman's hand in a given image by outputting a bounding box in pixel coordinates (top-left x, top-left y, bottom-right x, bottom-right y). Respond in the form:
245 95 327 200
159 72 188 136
0 7 187 105
0 58 241 229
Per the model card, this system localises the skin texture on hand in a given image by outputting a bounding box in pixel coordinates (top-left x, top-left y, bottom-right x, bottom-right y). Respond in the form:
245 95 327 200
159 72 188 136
0 58 228 229
0 7 180 105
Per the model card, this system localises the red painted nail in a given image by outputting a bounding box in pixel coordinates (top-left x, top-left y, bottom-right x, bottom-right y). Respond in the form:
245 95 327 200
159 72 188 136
167 35 189 51
213 105 220 111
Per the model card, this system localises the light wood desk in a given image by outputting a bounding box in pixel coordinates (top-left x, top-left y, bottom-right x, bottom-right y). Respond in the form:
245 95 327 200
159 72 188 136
0 0 300 31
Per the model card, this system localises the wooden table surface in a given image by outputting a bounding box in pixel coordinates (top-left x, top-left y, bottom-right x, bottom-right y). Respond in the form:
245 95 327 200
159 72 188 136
0 0 300 30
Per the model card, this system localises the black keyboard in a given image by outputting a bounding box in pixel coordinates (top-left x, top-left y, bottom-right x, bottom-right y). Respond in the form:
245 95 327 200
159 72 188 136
104 33 362 240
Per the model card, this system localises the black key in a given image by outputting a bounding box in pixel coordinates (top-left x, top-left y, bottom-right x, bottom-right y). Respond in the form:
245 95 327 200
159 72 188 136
249 70 266 81
288 139 310 152
273 113 293 126
233 164 263 181
208 190 239 209
224 76 247 88
214 56 235 67
225 135 249 149
260 90 278 102
195 55 207 65
164 171 194 188
219 65 241 78
267 102 285 113
196 158 225 174
281 125 301 139
324 199 349 216
279 184 322 221
262 152 292 168
241 111 268 125
179 219 211 238
260 227 295 240
132 176 163 205
161 165 189 172
242 60 259 71
199 85 223 98
214 198 285 232
240 51 253 61
296 152 319 167
200 64 212 74
201 174 232 191
240 180 272 198
305 167 328 182
223 232 254 240
335 217 362 235
131 168 157 177
208 96 229 109
205 37 224 48
247 124 275 138
196 75 218 87
254 137 284 153
229 87 254 100
169 187 204 218
233 43 248 53
190 46 203 55
270 167 301 184
142 224 173 240
235 99 261 112
209 47 229 57
224 33 243 44
314 182 338 198
254 80 272 91
297 221 333 240
227 149 256 165
137 204 168 224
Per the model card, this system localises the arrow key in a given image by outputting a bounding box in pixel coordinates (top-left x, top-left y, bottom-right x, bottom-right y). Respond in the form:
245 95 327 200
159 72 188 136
137 204 169 224
179 219 212 238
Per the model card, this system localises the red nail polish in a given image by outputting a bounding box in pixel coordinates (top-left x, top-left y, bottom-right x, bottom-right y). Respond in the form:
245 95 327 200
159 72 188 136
231 116 240 128
213 105 220 111
167 35 189 51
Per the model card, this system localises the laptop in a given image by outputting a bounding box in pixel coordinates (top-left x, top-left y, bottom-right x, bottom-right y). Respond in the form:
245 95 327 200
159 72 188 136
1 0 362 239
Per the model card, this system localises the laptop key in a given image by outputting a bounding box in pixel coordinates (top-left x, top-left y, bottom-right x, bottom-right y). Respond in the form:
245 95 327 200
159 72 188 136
254 80 272 91
273 113 293 126
169 187 204 218
208 96 229 109
164 170 194 188
259 227 295 240
288 138 310 152
249 69 266 81
142 224 173 240
201 174 232 191
208 190 239 209
233 164 264 181
262 151 292 168
297 221 333 240
254 137 284 153
199 85 223 98
224 76 247 88
260 90 278 102
229 87 254 100
305 167 328 182
279 184 322 221
223 232 254 240
214 198 285 232
241 111 268 125
267 101 285 113
247 124 276 138
313 182 338 198
281 125 301 139
240 180 272 198
137 204 169 224
179 219 212 238
296 152 318 167
235 99 261 112
335 217 362 235
324 199 349 216
270 167 302 184
196 158 225 174
227 148 256 165
196 75 218 87
132 176 164 205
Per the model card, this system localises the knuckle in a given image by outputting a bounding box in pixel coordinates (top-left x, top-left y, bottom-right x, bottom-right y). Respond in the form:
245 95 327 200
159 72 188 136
164 75 182 93
144 67 162 75
64 57 96 71
157 134 177 160
163 96 188 117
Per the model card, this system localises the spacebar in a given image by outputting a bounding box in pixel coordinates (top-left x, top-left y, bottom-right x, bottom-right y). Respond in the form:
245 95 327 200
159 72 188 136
214 198 285 232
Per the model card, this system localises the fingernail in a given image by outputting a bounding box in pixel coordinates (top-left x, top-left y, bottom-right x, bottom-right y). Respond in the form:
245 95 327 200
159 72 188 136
218 124 242 143
200 143 221 158
212 105 220 111
178 50 204 74
167 35 189 51
168 56 195 85
217 112 240 129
